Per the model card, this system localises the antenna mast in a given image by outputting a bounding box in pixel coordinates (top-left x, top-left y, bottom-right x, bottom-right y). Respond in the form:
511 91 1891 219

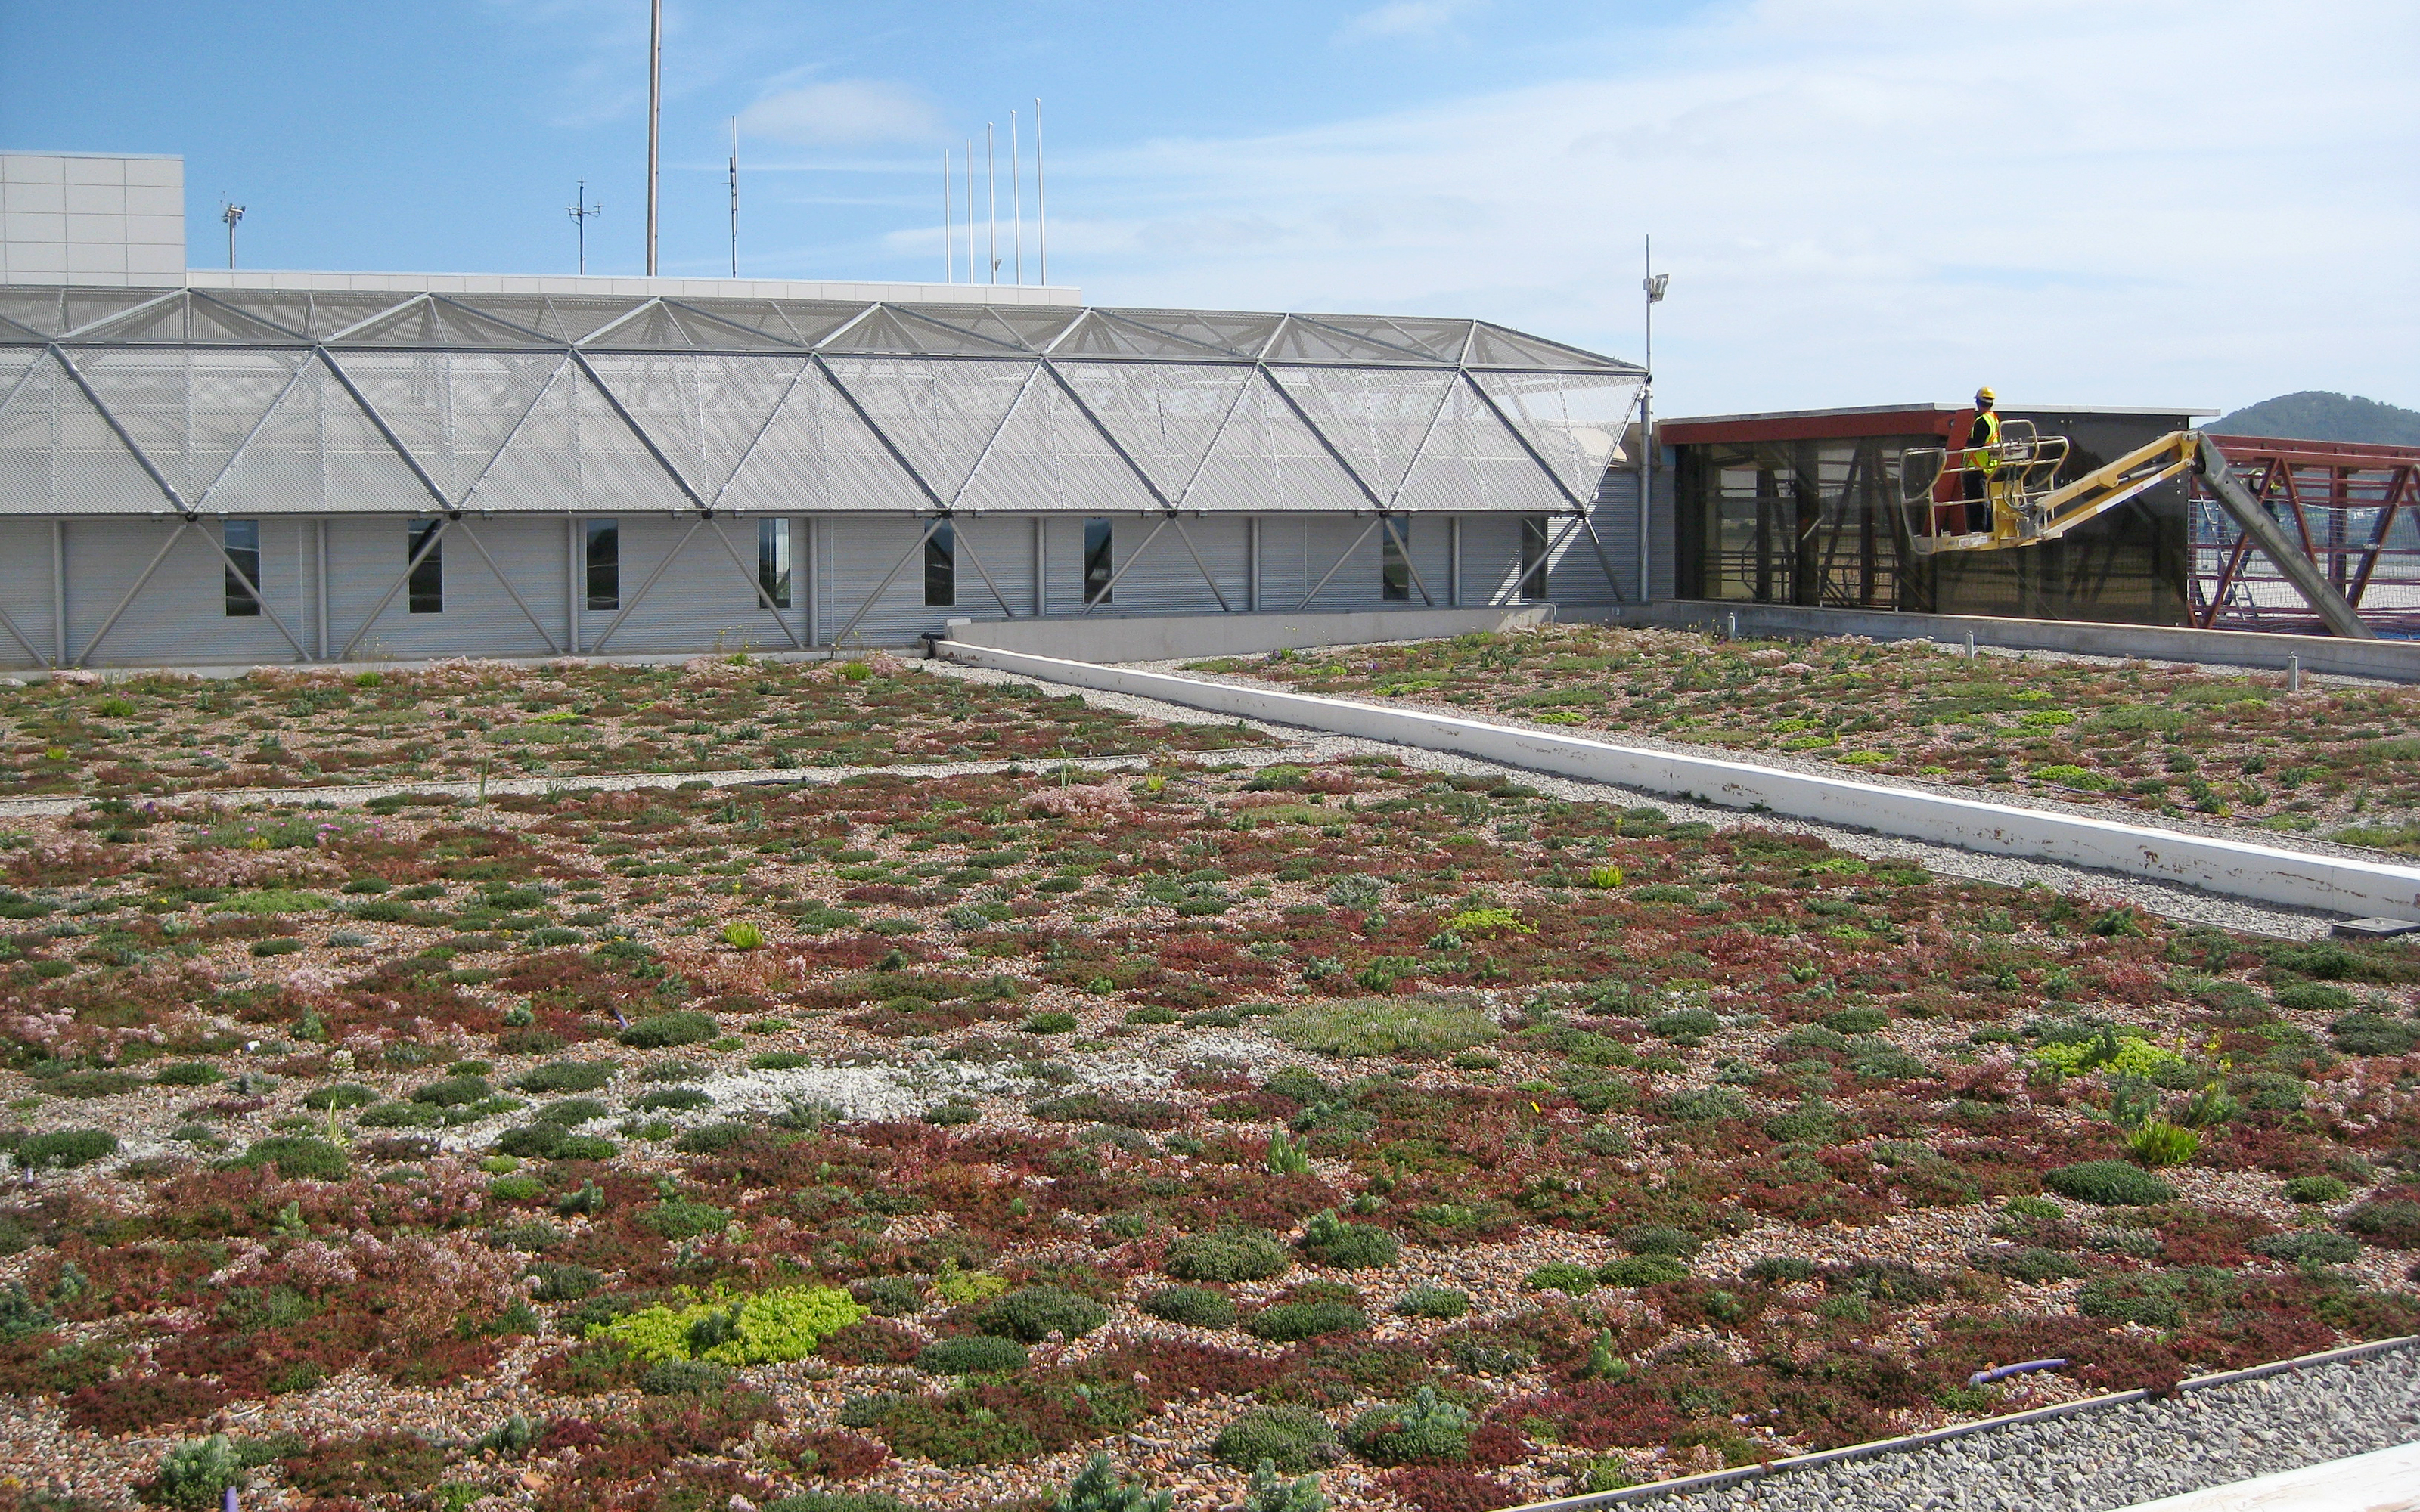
728 116 739 278
1010 110 1022 284
568 181 603 275
1034 98 1047 285
1639 234 1668 606
219 200 244 271
644 0 662 275
985 122 997 284
942 151 954 283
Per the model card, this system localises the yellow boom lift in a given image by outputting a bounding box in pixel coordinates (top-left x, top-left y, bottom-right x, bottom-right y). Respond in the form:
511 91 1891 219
1899 426 2377 640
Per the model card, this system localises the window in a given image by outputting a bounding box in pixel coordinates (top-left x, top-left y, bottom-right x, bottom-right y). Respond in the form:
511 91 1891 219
1381 517 1413 602
408 519 444 614
585 520 619 611
758 518 792 609
923 520 955 606
1519 516 1550 600
222 519 261 617
1083 517 1113 605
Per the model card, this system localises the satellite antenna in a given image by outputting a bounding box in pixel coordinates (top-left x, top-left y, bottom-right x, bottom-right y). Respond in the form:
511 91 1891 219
219 201 244 270
568 181 603 275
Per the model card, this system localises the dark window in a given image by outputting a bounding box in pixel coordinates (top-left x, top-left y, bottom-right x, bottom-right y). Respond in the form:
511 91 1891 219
759 518 792 609
1382 517 1413 602
223 519 261 617
1083 517 1113 605
923 520 955 607
1519 516 1550 600
585 519 619 611
408 519 444 614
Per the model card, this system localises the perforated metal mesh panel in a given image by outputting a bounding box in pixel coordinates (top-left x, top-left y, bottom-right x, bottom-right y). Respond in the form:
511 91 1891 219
0 287 1638 523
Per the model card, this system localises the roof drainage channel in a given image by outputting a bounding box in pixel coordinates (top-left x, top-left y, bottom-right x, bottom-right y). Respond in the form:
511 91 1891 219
932 643 2420 923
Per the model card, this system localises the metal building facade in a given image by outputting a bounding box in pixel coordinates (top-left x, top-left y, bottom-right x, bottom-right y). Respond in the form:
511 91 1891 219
0 283 1642 668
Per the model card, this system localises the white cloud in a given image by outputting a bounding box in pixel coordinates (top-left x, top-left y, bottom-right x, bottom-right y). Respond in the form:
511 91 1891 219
1338 1 1485 42
740 79 942 146
1058 0 2420 414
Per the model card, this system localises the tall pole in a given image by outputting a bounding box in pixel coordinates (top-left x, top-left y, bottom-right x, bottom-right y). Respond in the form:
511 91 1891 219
1010 110 1023 285
1639 234 1667 606
942 152 953 282
1034 98 1047 285
985 122 997 285
728 116 739 278
964 142 975 284
220 201 244 270
644 0 662 276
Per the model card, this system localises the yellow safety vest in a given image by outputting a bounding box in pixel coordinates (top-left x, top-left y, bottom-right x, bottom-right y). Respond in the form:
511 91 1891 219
1969 410 2002 474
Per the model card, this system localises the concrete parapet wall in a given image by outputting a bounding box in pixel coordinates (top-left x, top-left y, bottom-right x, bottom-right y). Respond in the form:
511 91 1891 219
936 643 2420 922
939 604 1553 662
1575 600 2420 683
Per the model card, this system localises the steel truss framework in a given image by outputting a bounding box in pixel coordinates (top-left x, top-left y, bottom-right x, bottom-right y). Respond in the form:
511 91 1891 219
2191 436 2420 634
0 285 1640 531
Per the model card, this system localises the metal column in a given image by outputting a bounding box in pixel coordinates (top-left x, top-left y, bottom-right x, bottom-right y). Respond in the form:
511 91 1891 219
51 521 66 667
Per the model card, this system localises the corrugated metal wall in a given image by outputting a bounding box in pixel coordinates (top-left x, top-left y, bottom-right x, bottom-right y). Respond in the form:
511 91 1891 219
1 505 1645 670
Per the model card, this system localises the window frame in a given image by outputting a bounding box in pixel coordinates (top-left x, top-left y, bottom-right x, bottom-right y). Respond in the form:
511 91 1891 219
923 520 956 607
407 519 445 615
758 517 792 609
585 519 619 612
1083 517 1113 605
1381 516 1413 602
222 518 262 618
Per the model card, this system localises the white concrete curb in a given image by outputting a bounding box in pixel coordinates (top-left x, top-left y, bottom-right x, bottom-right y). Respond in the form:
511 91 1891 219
937 643 2420 923
2108 1440 2420 1512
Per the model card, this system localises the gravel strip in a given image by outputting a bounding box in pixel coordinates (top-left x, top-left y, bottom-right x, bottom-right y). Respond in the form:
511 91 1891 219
934 655 2343 941
0 745 1330 818
1592 1342 2420 1512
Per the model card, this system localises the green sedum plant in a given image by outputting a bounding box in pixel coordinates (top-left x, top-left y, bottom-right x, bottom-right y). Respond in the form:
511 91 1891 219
1053 1452 1172 1512
1345 1386 1472 1464
592 1285 867 1365
1212 1405 1339 1473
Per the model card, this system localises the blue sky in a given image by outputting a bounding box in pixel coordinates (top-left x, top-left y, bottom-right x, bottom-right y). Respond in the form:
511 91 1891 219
5 0 2413 415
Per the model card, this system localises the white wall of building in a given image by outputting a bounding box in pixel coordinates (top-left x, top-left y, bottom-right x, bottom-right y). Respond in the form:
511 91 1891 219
0 153 185 286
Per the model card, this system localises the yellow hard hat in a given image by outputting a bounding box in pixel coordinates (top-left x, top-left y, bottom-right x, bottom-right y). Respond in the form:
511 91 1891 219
1975 386 1996 404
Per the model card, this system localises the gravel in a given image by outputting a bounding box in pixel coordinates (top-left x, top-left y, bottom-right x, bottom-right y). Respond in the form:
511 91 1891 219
1601 1343 2420 1512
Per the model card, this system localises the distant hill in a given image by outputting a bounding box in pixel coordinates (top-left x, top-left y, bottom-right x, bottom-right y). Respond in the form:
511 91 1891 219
2213 391 2420 447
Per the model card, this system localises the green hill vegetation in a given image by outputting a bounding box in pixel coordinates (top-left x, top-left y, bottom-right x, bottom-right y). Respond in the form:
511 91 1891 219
2214 392 2420 446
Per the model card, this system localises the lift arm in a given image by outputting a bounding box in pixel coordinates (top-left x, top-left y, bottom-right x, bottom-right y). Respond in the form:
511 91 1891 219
1904 428 2377 639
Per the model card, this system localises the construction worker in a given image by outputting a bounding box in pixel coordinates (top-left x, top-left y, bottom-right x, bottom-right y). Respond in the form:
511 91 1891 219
1963 386 2001 533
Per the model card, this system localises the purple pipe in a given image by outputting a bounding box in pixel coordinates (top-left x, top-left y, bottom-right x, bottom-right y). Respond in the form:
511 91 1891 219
1968 1358 2068 1387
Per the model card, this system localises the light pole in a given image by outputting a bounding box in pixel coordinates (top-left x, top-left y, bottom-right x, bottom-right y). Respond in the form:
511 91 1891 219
1639 236 1668 605
220 201 245 270
644 0 662 276
568 181 603 275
